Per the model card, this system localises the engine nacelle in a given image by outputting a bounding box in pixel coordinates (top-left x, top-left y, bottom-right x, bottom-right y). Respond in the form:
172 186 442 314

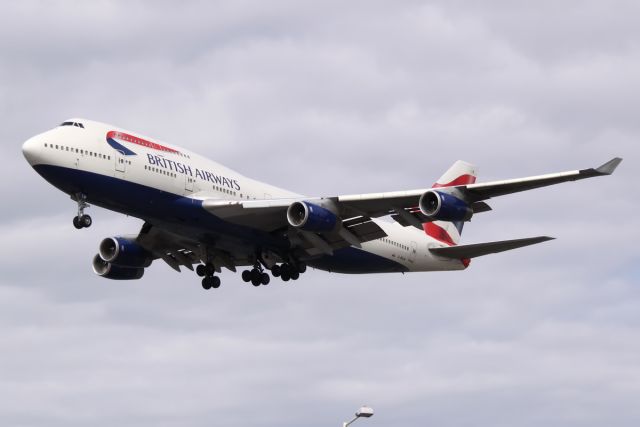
419 190 473 222
92 254 145 280
287 201 338 232
99 237 152 268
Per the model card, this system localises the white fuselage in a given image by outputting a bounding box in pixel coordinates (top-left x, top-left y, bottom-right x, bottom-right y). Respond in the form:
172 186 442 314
22 118 465 274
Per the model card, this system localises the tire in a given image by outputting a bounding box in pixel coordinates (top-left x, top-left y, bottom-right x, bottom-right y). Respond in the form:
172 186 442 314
241 270 252 282
281 272 290 282
73 217 82 229
281 263 291 276
212 276 221 288
81 215 92 228
205 263 216 276
297 262 307 274
250 269 261 282
201 277 212 290
196 264 206 277
261 273 270 285
290 271 300 281
251 278 261 287
271 264 281 277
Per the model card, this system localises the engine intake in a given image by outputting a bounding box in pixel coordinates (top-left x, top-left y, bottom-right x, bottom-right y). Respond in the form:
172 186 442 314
99 237 152 268
287 201 337 232
419 190 473 222
92 254 145 280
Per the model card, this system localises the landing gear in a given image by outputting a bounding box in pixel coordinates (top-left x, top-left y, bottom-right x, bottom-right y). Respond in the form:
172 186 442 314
242 263 270 286
72 193 92 229
197 262 220 290
273 262 305 283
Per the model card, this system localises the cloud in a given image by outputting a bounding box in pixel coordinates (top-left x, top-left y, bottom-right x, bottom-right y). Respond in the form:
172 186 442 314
1 1 639 426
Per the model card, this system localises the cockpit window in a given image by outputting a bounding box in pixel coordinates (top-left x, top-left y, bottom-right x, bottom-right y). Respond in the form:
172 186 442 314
60 121 85 128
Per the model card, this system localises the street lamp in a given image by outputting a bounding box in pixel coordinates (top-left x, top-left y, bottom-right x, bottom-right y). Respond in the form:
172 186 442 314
343 406 374 427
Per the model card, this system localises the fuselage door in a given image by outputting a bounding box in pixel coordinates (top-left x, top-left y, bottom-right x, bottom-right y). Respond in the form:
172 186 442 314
410 241 418 263
185 175 194 192
115 151 126 173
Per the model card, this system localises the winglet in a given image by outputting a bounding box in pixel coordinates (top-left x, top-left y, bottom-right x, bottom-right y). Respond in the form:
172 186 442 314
595 157 623 175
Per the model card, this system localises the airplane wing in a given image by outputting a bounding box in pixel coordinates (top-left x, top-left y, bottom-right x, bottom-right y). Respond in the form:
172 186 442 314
199 158 621 255
337 157 623 217
132 222 241 273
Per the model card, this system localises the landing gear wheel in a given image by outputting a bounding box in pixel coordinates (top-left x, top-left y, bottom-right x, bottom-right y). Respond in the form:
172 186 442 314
251 278 261 287
281 271 290 282
73 217 82 229
271 264 281 277
205 263 216 276
80 215 92 228
201 277 212 290
196 264 207 277
250 268 261 282
242 270 252 282
261 273 270 285
212 276 221 288
290 271 300 281
297 262 307 274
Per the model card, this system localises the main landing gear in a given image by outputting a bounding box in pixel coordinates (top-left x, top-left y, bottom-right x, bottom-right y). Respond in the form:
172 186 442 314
241 263 270 287
196 262 221 290
195 259 308 290
72 193 92 229
271 262 306 282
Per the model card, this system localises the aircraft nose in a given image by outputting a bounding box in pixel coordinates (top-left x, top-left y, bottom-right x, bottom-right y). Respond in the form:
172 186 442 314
22 135 42 165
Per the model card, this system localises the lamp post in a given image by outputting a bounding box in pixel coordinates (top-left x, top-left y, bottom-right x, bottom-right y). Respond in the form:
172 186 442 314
343 406 374 427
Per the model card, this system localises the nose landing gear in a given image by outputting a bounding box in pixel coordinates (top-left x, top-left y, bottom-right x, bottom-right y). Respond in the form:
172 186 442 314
72 193 92 229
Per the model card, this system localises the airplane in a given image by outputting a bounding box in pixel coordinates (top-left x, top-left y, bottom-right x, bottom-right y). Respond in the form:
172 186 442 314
21 118 622 289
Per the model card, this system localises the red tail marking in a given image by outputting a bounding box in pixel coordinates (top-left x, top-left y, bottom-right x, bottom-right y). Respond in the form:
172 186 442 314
107 130 180 154
433 174 476 188
423 222 456 246
461 258 471 268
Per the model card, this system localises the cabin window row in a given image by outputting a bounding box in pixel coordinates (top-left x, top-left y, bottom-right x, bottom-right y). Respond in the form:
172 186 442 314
44 143 110 160
144 164 177 178
381 237 409 251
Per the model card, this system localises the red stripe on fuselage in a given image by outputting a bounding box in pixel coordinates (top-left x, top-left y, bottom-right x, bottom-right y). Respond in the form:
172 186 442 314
423 222 456 246
106 130 180 154
433 174 476 188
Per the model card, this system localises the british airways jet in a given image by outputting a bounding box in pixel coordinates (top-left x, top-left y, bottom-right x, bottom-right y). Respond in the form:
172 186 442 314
22 119 621 289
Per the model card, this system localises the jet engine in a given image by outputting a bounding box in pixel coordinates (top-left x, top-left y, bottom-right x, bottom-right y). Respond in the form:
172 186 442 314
98 237 152 268
287 201 338 232
419 190 473 222
92 254 145 280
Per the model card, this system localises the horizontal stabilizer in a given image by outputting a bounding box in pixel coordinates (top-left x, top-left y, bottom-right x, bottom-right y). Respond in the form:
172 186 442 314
429 236 554 259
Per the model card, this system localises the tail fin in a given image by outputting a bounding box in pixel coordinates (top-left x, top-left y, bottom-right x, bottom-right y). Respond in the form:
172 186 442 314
423 160 478 246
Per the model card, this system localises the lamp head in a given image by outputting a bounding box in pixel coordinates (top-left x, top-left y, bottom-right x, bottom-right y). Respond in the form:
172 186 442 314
356 406 374 418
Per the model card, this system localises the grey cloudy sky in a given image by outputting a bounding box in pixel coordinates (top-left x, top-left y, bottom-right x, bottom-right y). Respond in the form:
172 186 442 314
1 1 639 426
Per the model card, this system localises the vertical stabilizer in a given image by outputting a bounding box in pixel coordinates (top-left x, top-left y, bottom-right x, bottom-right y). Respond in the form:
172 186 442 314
424 160 478 245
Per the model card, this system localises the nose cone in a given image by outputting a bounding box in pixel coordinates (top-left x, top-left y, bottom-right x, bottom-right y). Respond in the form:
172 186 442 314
22 135 42 166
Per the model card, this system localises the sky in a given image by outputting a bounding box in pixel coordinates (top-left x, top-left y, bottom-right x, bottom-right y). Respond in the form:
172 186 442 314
1 1 639 426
